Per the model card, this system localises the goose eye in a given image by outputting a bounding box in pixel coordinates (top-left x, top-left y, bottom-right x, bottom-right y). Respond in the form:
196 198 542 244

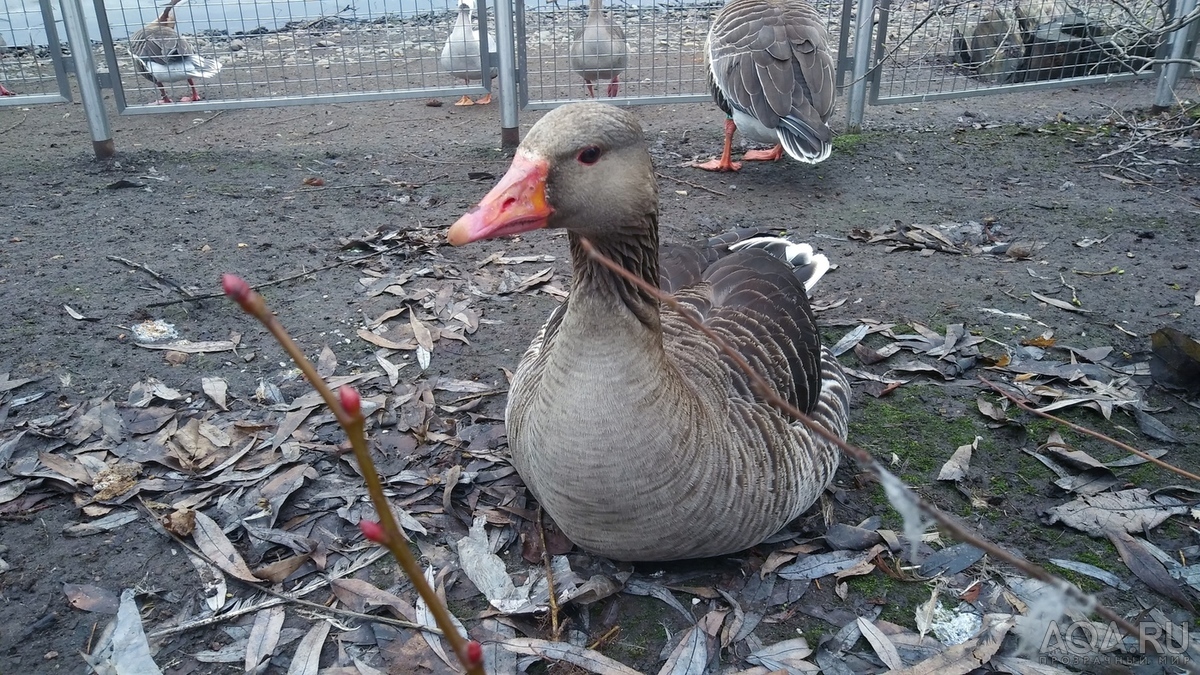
576 146 602 165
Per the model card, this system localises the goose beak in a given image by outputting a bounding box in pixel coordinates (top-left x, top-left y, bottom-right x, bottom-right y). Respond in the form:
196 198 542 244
448 151 553 245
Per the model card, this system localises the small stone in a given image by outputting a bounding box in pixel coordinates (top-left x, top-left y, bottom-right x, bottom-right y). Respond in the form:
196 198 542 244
229 39 244 51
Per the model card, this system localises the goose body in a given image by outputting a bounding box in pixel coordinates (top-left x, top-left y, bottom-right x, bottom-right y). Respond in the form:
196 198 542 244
695 0 836 171
128 0 221 104
440 0 498 105
448 103 850 561
569 0 628 97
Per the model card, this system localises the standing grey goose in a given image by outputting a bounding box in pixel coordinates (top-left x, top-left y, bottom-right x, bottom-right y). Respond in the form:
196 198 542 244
569 0 627 98
447 102 850 561
128 0 222 104
694 0 836 172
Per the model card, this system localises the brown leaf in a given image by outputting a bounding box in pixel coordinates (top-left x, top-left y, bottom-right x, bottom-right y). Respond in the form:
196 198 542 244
975 397 1009 423
499 638 642 674
1042 488 1188 538
286 620 330 675
201 377 228 410
1108 530 1194 611
161 508 196 536
936 437 977 481
245 606 286 673
330 578 416 622
857 617 902 670
316 344 338 379
410 312 436 353
63 583 120 614
192 510 261 582
253 553 311 584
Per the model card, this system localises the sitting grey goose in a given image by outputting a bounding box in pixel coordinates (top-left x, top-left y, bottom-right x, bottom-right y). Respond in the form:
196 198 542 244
448 102 850 561
694 0 836 171
569 0 628 98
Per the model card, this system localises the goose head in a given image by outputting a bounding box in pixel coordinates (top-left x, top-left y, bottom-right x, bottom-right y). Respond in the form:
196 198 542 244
448 102 656 245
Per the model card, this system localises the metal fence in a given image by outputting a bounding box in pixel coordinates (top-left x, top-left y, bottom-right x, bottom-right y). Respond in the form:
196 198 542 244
0 0 72 106
864 0 1180 105
3 0 1196 152
90 0 495 113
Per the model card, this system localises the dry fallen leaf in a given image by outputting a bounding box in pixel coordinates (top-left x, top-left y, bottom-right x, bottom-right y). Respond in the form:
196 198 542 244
936 437 977 481
201 377 228 410
191 510 261 582
1030 291 1090 313
244 606 286 673
857 617 903 670
63 583 120 614
499 638 642 675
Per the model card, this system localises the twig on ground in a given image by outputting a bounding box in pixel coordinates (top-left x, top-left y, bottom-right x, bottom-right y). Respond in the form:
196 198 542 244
0 112 27 135
577 237 1186 665
537 506 562 641
654 172 727 197
980 376 1200 483
145 243 408 308
174 110 224 135
107 255 195 299
309 123 351 135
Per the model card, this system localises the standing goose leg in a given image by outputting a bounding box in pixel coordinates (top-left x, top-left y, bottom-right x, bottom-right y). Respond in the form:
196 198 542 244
606 75 619 97
153 80 173 103
0 83 15 96
179 78 203 102
742 144 784 162
691 117 742 172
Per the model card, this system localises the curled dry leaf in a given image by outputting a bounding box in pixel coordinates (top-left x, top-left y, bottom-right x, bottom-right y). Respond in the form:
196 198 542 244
161 508 196 536
201 377 228 410
936 437 977 481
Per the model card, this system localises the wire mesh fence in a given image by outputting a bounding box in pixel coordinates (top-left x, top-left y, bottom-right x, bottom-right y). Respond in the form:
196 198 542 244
868 0 1172 103
0 0 72 104
515 0 847 108
91 0 495 112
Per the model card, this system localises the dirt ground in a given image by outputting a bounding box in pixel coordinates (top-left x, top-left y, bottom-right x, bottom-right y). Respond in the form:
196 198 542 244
1 74 1199 674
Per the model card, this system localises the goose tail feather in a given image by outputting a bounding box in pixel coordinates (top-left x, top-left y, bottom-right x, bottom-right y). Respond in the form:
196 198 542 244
727 236 830 292
776 117 833 164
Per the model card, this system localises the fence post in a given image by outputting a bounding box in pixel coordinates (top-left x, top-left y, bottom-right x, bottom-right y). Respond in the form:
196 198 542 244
1153 0 1199 111
495 0 520 147
846 0 876 133
58 0 114 158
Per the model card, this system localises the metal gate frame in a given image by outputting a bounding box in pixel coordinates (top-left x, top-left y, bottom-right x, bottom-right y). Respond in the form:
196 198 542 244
0 0 73 107
90 0 495 115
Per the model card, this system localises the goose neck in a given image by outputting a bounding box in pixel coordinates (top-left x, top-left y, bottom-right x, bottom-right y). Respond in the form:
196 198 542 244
567 228 660 331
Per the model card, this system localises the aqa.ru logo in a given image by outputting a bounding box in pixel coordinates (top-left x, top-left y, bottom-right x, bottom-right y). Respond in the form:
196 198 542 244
1040 619 1191 662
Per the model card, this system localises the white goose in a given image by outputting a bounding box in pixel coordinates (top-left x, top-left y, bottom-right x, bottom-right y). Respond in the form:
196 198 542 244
128 0 222 104
440 0 498 105
447 103 850 561
694 0 836 171
569 0 627 98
